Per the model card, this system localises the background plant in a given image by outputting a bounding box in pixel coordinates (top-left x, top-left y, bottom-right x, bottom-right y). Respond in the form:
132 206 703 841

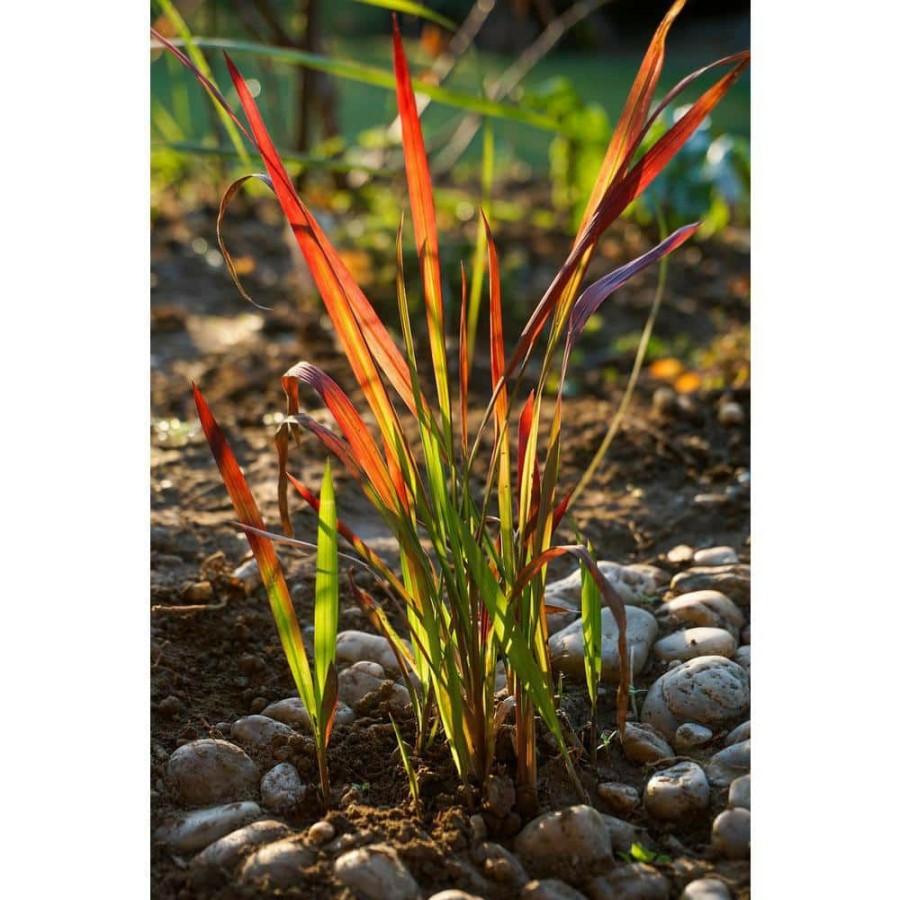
155 0 748 809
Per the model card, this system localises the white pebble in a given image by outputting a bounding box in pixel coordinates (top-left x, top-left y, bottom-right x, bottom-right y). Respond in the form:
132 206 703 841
260 762 306 813
166 739 258 807
693 546 739 566
653 627 736 662
729 774 750 810
674 723 714 751
155 801 262 853
335 844 420 900
681 877 732 899
711 807 750 859
707 740 750 787
515 805 613 879
308 820 336 844
643 762 709 821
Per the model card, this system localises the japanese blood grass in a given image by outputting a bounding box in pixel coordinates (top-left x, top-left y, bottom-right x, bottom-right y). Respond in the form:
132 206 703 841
159 0 748 809
193 388 340 807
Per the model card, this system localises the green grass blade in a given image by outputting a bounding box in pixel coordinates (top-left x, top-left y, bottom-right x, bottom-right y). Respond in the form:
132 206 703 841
314 459 340 702
153 0 251 168
389 715 421 804
160 38 572 135
580 558 602 711
352 0 457 32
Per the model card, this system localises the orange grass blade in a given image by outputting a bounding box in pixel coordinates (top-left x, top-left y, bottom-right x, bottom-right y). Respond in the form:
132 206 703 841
192 384 316 715
221 54 420 425
508 53 749 376
392 17 453 446
576 0 687 238
282 362 399 514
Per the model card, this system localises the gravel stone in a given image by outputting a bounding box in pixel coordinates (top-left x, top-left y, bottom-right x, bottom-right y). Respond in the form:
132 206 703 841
261 696 355 730
260 762 307 813
728 774 750 810
338 664 411 710
667 544 695 564
724 721 750 746
596 782 640 816
707 740 750 787
674 723 714 751
656 591 744 639
733 646 750 673
586 863 670 900
711 808 750 859
621 722 674 765
240 837 317 889
429 892 485 900
308 820 336 844
231 715 294 750
191 820 291 885
521 878 588 899
681 877 732 899
640 657 750 740
545 563 668 608
693 546 738 566
166 739 259 807
653 627 736 662
643 762 709 821
334 843 420 900
155 801 262 853
515 805 613 880
335 630 409 672
548 607 658 681
670 566 750 607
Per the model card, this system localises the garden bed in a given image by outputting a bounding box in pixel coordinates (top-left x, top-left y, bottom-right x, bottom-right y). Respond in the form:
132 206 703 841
151 192 750 899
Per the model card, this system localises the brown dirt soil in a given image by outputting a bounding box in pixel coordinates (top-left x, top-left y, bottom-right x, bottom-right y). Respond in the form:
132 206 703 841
151 188 750 899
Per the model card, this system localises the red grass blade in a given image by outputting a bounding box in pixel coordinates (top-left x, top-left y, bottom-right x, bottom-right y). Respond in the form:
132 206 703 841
576 0 687 238
392 17 452 443
192 384 314 712
282 362 399 514
508 53 749 376
516 390 535 505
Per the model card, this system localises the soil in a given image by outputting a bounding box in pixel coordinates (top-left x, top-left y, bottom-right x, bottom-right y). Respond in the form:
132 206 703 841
150 185 750 898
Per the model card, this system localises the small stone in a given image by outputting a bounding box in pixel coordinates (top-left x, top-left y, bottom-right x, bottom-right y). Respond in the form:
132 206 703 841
711 808 750 859
728 774 750 810
158 695 181 717
191 820 291 886
429 892 484 900
657 591 745 639
653 386 678 415
308 820 335 844
155 801 262 853
621 723 674 765
733 645 750 673
681 877 732 899
549 607 658 681
670 566 751 607
166 739 259 807
724 721 750 746
640 657 750 740
654 627 736 662
260 762 307 813
599 815 642 854
231 715 294 750
473 843 527 887
693 546 739 566
352 660 386 678
261 696 355 730
338 664 410 710
335 630 409 672
587 863 670 900
521 878 588 899
249 697 268 714
596 782 640 816
667 544 695 564
718 402 745 427
693 493 726 509
545 563 667 608
706 740 750 787
674 723 714 751
469 814 487 843
234 558 261 594
181 580 213 602
515 805 613 880
334 843 420 900
240 837 317 889
643 762 709 821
